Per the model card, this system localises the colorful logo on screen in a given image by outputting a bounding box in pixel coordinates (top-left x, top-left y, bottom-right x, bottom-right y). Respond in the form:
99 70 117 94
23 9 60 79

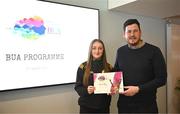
14 16 46 40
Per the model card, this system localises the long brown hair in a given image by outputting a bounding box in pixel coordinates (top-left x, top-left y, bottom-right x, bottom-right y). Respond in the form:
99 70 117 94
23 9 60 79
83 39 111 86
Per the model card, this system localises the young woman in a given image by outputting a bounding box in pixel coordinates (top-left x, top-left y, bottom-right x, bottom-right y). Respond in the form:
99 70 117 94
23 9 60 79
74 39 113 113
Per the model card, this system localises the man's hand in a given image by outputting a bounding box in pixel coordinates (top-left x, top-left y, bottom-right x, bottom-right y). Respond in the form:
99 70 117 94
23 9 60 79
120 86 139 96
110 85 119 95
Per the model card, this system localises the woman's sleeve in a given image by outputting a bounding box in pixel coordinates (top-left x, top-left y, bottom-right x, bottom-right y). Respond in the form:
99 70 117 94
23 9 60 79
74 66 89 97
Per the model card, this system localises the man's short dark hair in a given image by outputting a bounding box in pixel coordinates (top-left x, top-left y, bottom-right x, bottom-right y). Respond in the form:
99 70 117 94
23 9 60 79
123 19 141 32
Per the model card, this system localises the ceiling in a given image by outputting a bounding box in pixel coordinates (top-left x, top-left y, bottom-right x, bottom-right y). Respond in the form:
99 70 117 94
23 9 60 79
108 0 180 23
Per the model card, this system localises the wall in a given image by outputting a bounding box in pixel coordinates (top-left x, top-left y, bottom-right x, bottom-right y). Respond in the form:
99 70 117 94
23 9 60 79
0 0 167 113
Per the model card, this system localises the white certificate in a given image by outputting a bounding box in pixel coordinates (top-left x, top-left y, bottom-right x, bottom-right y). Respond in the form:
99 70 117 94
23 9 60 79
93 72 124 94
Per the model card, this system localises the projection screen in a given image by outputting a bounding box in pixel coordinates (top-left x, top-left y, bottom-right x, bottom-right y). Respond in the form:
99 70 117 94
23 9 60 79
0 0 99 91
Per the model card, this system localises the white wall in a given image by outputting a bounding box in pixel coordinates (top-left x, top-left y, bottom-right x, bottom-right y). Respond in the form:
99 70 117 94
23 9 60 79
0 0 167 113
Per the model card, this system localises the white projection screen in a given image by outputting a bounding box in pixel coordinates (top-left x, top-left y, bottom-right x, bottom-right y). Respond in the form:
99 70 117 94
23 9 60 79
0 0 99 91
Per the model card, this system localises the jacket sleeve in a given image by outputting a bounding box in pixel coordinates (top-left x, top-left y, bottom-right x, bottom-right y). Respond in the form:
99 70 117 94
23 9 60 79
74 66 89 97
139 47 167 92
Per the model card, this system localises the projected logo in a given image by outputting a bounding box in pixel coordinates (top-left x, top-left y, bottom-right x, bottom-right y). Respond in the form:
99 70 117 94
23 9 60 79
14 16 46 40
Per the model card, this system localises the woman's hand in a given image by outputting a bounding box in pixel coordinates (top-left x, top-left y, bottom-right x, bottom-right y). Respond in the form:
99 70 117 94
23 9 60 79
87 85 95 94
